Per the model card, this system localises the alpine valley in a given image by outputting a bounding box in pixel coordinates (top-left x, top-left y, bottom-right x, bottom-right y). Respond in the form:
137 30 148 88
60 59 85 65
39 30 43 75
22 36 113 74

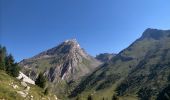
19 28 170 100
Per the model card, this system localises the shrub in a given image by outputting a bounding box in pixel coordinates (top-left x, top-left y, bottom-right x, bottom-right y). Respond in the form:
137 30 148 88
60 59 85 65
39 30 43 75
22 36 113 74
35 72 46 88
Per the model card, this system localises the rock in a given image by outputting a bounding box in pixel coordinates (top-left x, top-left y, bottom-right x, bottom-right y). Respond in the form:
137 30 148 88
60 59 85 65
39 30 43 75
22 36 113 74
25 86 30 91
21 81 27 87
17 71 35 85
17 91 28 98
9 82 14 86
54 95 58 100
30 95 34 100
12 85 18 89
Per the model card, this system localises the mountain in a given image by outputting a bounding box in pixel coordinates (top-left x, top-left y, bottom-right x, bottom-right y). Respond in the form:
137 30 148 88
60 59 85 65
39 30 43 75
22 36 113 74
96 53 116 62
20 39 101 82
70 28 170 100
19 39 101 98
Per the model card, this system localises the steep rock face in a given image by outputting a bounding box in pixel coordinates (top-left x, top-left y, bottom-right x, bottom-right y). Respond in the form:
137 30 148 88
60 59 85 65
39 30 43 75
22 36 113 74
19 39 101 82
70 28 170 99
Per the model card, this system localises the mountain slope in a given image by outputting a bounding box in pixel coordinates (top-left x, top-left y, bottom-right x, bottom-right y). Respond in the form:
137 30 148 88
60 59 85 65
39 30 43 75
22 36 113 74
20 39 101 82
0 70 57 100
70 28 170 100
19 39 101 98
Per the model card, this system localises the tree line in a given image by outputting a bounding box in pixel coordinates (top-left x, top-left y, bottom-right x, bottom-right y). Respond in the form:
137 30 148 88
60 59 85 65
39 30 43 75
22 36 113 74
0 45 20 77
0 45 49 95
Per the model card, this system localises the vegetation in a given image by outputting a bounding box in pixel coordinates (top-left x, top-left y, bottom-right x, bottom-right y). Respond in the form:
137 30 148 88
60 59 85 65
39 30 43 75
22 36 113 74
0 70 56 100
0 45 6 70
35 72 46 88
0 45 20 77
69 29 170 100
0 45 57 100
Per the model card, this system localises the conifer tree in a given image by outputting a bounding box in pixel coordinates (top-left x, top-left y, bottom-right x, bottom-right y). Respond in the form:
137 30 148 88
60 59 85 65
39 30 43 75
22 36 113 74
35 72 46 88
0 46 7 70
5 54 20 77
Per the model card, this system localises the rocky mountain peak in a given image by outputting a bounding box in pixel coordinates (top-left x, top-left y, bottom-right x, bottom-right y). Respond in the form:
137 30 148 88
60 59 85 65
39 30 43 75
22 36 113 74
64 38 78 43
20 39 101 82
32 39 85 59
64 39 80 47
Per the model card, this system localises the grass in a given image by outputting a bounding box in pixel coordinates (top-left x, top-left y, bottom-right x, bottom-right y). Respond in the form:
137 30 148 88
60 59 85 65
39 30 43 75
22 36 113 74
0 70 57 100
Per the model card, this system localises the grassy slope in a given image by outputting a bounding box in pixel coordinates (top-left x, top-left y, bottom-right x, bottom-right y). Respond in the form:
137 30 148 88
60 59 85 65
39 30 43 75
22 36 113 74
70 29 170 100
0 70 57 100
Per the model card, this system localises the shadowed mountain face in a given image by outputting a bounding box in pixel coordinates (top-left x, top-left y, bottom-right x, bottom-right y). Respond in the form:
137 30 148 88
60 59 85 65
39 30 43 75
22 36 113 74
96 53 116 62
70 28 170 99
19 39 101 83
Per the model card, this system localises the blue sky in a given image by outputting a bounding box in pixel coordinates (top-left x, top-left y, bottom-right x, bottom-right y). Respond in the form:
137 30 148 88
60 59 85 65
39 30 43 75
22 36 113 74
0 0 170 62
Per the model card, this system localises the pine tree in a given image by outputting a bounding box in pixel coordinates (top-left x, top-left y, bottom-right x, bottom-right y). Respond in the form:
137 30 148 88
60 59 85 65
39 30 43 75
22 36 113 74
5 54 15 75
0 46 7 70
5 54 20 77
35 72 46 88
0 45 20 77
11 63 20 77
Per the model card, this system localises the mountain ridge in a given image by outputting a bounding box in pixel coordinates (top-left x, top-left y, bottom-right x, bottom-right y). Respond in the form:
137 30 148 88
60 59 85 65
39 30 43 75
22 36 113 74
69 28 170 100
19 28 170 100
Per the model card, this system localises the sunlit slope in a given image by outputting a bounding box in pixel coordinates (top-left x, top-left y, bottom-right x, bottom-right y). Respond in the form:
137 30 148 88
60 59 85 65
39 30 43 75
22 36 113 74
70 28 170 100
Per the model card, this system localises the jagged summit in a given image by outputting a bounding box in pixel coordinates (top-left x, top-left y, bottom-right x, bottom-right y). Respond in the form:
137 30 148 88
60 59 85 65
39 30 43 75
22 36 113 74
32 39 84 59
64 39 81 48
19 39 101 82
64 38 77 43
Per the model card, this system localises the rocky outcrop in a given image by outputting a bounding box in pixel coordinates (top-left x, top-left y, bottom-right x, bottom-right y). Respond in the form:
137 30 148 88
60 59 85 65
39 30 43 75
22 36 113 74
17 71 35 85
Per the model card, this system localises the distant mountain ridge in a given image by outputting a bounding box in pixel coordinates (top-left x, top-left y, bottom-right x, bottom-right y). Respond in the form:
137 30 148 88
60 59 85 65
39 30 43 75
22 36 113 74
96 53 116 62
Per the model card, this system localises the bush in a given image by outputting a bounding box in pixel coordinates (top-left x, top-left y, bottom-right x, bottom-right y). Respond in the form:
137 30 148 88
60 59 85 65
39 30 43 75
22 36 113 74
35 72 46 88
